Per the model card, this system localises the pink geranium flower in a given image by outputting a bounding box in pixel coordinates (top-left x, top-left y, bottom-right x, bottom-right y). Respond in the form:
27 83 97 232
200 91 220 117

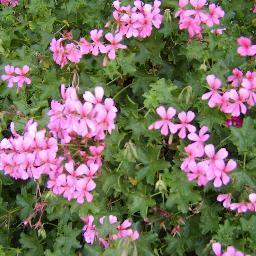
227 68 243 88
90 29 107 56
148 106 177 136
105 33 127 60
1 65 16 87
202 74 222 108
217 194 232 208
227 89 248 117
206 3 225 27
176 111 196 139
13 65 31 88
237 37 256 56
188 126 209 155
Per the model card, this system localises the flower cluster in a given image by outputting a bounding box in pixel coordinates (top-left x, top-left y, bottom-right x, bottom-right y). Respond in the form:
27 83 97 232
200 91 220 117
202 71 256 117
48 85 117 144
112 0 162 38
237 37 256 57
0 0 18 7
81 215 139 248
47 159 100 204
50 0 162 68
149 106 237 188
1 65 31 88
175 0 225 39
0 120 58 180
217 193 256 213
212 242 246 256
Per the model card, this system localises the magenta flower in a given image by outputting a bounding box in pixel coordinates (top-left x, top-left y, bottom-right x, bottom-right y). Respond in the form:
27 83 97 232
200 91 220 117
148 106 177 136
105 32 127 60
202 74 222 108
237 37 256 56
176 111 196 139
13 65 31 88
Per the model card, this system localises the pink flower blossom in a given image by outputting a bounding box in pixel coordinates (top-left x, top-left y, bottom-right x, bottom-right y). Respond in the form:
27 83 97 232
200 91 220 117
188 126 209 155
227 89 248 117
227 68 243 88
148 106 177 136
90 29 107 56
237 37 256 56
206 3 225 27
176 111 196 139
217 194 232 208
1 65 16 87
105 33 127 60
202 74 222 108
13 65 31 88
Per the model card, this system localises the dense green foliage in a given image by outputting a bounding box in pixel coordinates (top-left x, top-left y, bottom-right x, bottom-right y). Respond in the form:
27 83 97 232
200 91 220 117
0 0 256 255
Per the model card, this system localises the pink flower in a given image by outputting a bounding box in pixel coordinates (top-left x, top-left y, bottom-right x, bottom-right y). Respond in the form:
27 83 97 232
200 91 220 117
227 89 248 117
13 65 31 88
212 242 222 256
203 144 228 180
206 3 225 27
79 38 91 55
105 33 127 60
176 111 196 139
237 37 256 56
81 215 98 244
188 126 209 155
90 29 107 56
148 106 177 136
65 43 82 63
1 65 16 87
75 178 96 204
175 0 189 18
214 159 236 187
202 74 222 108
179 16 202 38
181 144 202 171
186 161 208 186
227 68 243 88
217 194 232 208
241 76 256 106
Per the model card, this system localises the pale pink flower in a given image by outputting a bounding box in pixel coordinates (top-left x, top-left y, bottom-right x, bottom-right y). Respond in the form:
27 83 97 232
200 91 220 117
241 76 256 106
1 65 16 87
181 144 202 171
90 29 107 56
175 0 189 18
13 65 31 88
179 16 202 38
105 33 127 60
202 74 222 108
148 106 177 136
65 43 82 63
237 37 256 56
212 242 222 256
79 38 91 55
176 111 196 139
186 161 208 186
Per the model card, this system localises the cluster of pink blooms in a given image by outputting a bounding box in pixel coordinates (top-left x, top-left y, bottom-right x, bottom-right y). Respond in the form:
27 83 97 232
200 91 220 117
212 242 246 256
81 215 139 248
0 120 58 180
48 85 117 144
0 85 117 205
112 0 162 38
148 106 237 188
1 65 31 88
217 193 256 213
0 0 18 7
50 0 162 68
237 37 256 57
202 71 256 117
175 0 225 39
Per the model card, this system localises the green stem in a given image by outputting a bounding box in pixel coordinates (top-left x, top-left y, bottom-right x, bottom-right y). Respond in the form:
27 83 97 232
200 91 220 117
113 84 132 99
243 152 247 170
